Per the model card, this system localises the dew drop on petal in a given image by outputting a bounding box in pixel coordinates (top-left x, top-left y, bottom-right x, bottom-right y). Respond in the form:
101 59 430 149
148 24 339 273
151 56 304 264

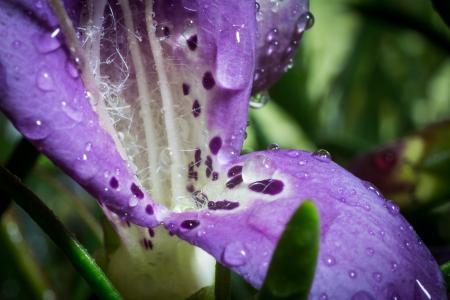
36 69 54 91
351 291 375 300
250 91 270 109
222 242 248 267
267 143 280 150
312 149 331 162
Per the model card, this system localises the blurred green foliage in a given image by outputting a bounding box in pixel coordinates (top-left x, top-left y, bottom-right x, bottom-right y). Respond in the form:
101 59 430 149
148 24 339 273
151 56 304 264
0 0 449 299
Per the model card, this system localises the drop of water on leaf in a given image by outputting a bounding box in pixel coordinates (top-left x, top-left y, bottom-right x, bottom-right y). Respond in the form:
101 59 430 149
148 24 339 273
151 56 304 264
312 149 331 162
222 242 248 266
36 69 54 91
250 91 270 109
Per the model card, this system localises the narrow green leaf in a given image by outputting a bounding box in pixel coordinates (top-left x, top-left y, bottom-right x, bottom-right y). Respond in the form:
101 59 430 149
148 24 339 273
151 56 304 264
0 166 123 300
215 262 231 300
259 200 320 300
441 260 450 287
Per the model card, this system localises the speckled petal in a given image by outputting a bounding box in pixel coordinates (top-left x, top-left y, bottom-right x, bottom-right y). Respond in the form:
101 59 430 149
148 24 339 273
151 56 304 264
165 150 446 299
0 0 161 227
253 0 311 93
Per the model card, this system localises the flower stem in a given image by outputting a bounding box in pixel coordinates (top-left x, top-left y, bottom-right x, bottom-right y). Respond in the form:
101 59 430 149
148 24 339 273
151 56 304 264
0 166 123 300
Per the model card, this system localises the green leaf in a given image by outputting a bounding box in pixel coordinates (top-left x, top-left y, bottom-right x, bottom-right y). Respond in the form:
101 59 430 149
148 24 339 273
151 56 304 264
215 262 231 300
0 166 123 300
430 0 450 28
441 260 450 287
258 200 320 300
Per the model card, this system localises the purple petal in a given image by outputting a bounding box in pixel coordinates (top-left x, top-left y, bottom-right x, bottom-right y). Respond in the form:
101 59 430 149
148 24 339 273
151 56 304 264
0 0 161 227
165 150 446 298
253 0 311 93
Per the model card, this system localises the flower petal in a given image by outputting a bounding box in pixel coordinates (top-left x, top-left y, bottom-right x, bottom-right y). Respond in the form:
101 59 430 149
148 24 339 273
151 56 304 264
253 0 311 93
0 0 161 227
165 150 446 298
1 0 257 215
70 0 256 211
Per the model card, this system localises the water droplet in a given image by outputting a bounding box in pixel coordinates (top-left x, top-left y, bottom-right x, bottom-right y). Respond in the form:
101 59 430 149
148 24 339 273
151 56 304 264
32 29 61 53
297 12 315 34
391 261 398 271
11 40 22 49
66 60 79 78
287 150 300 158
385 200 400 216
222 242 248 266
19 118 50 140
267 143 280 150
36 69 54 91
298 159 307 166
348 270 357 279
366 247 375 256
250 91 270 109
324 255 336 266
129 197 138 207
351 291 375 300
61 101 83 122
319 293 328 300
312 149 331 162
372 272 383 282
155 25 170 41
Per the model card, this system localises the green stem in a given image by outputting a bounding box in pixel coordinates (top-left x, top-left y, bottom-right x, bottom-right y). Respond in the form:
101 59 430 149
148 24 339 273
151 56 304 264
0 213 52 299
215 263 231 300
0 166 122 300
441 260 450 287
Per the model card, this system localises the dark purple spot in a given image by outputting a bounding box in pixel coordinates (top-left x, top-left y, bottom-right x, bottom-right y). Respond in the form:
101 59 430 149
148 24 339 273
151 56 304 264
148 228 155 237
181 219 200 230
202 71 215 90
145 204 154 215
209 136 222 155
249 179 284 195
205 155 213 168
194 148 202 167
131 183 144 199
182 83 190 95
141 238 153 250
192 100 201 117
109 176 119 189
227 165 243 178
189 171 198 181
206 168 212 178
208 200 239 210
212 172 219 181
186 184 195 193
226 175 243 189
187 34 198 51
125 221 131 227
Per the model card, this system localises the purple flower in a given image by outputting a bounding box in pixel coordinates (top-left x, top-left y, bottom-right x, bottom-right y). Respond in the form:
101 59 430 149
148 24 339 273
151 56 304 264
0 0 446 299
